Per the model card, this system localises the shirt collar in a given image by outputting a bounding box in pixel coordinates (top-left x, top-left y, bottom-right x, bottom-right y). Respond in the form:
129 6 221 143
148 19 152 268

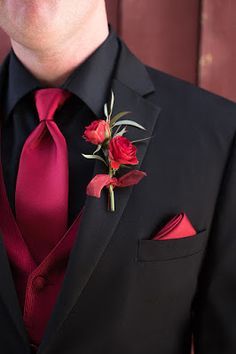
6 24 119 118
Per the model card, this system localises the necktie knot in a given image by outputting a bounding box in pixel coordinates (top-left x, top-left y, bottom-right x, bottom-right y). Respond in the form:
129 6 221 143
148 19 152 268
34 88 71 121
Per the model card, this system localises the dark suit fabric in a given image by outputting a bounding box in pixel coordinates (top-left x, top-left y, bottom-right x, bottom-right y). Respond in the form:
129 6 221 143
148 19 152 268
0 30 236 354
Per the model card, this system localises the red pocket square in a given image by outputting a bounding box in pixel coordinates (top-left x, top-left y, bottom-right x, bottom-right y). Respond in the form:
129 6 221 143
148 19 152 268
152 212 197 240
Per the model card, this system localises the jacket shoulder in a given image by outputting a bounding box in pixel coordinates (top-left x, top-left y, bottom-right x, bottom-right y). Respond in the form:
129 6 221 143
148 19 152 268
146 65 236 108
146 65 236 136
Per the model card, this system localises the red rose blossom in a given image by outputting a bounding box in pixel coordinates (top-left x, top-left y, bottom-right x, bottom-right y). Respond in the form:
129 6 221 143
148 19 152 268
83 119 111 145
108 136 139 169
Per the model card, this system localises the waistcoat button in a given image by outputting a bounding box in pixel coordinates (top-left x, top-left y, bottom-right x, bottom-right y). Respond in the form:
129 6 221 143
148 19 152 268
33 275 47 291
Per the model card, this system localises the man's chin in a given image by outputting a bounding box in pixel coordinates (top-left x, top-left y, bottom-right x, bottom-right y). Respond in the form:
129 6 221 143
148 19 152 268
3 0 56 27
10 31 58 53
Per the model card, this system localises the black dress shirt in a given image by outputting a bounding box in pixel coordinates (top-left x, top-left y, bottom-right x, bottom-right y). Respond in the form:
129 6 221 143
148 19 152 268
0 25 119 228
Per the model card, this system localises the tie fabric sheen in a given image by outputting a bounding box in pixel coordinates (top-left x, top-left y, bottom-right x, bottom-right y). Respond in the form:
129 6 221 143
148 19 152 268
15 88 71 265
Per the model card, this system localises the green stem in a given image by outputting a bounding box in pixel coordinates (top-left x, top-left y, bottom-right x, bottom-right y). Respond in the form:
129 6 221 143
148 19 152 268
108 167 115 212
109 184 115 212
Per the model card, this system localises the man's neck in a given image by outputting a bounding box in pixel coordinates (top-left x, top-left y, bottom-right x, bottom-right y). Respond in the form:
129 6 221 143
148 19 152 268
10 11 109 87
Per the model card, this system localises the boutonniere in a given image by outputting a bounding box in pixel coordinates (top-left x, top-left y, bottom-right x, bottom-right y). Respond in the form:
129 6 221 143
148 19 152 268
82 91 151 212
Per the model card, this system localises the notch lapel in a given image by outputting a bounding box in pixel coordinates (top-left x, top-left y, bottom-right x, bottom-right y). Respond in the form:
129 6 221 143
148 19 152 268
38 41 162 354
0 54 30 350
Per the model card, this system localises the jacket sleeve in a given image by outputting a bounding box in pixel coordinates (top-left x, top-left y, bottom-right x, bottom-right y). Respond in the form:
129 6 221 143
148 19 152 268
192 131 236 354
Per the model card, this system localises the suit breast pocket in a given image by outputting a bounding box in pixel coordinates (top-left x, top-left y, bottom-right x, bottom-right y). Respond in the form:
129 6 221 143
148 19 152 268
136 228 208 262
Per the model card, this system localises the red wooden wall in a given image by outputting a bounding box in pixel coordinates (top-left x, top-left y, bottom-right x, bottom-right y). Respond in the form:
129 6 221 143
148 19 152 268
106 0 236 102
0 0 235 101
198 0 236 101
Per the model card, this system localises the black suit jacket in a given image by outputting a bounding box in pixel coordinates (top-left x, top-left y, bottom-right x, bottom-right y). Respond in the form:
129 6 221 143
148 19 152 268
1 35 236 354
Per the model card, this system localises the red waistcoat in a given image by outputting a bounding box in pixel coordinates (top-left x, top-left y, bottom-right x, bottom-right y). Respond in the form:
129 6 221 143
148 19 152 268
0 160 84 351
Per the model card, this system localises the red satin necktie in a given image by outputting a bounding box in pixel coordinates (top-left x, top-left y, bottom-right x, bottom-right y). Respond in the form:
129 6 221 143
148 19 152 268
15 88 71 264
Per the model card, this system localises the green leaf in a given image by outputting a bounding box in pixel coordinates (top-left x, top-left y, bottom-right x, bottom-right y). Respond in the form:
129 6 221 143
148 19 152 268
110 90 115 115
93 144 102 155
119 164 133 169
81 153 108 166
114 126 127 137
131 135 154 144
113 119 146 130
104 103 108 119
113 124 121 136
110 111 131 126
102 148 109 157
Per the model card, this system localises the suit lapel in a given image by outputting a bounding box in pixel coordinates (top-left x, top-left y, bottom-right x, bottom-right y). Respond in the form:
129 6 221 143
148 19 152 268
38 41 162 354
0 54 30 350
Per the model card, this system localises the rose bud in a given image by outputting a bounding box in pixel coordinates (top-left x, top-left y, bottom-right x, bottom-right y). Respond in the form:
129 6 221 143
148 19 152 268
83 120 111 145
108 136 139 170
